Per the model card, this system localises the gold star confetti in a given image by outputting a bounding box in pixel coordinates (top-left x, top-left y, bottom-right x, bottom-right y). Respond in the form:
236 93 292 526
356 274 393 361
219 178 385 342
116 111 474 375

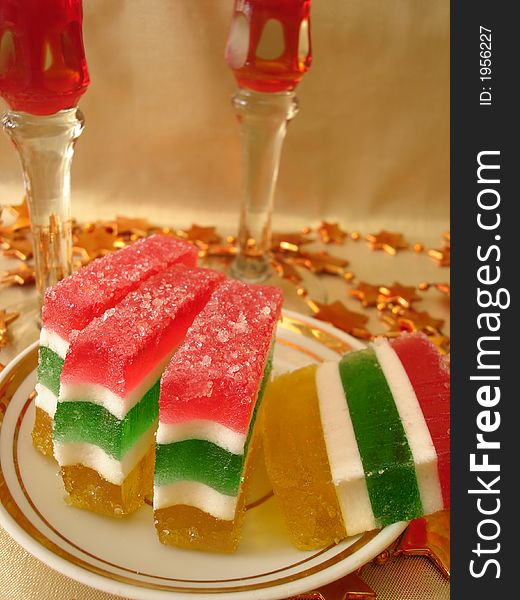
428 245 451 267
420 282 450 297
435 283 450 296
1 238 33 260
271 231 314 252
381 308 445 336
378 282 421 309
73 224 119 260
394 511 450 579
0 309 20 348
292 251 349 276
12 198 31 231
179 225 222 247
428 334 451 354
1 263 35 286
317 221 348 244
114 216 153 236
350 282 382 307
272 254 303 284
350 231 361 241
308 300 372 340
365 230 408 255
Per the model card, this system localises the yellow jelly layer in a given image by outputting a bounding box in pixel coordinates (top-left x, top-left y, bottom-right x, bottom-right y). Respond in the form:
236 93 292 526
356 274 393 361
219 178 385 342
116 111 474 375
154 502 243 553
32 407 54 458
61 445 155 517
154 412 264 553
262 364 347 550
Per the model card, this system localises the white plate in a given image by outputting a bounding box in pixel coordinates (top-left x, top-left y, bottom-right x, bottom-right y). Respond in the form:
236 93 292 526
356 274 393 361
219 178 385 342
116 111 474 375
0 310 407 600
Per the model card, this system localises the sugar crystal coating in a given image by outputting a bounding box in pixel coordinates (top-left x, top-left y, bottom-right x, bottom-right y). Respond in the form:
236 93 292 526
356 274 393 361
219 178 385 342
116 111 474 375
60 266 225 400
42 235 197 340
160 280 283 433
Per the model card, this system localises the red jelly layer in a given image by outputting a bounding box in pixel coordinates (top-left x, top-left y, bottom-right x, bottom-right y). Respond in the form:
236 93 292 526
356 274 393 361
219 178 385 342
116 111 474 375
60 266 225 399
160 280 283 434
0 0 90 115
392 333 450 507
42 235 197 341
226 0 312 93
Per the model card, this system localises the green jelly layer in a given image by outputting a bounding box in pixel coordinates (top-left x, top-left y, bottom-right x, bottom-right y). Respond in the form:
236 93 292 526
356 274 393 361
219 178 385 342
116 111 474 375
53 379 160 460
155 439 243 496
338 348 423 525
37 346 64 397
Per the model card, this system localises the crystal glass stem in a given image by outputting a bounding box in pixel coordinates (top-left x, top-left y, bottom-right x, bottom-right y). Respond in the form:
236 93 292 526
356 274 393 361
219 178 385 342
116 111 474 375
2 108 85 304
231 89 299 282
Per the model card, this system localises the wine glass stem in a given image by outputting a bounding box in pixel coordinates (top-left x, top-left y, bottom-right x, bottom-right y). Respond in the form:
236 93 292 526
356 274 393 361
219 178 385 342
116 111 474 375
231 89 299 282
2 108 85 305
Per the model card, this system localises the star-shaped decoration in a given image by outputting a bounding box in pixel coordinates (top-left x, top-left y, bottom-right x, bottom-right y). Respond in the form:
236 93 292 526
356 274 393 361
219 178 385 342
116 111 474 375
381 308 444 336
73 224 119 261
11 198 31 231
428 245 450 267
435 283 450 296
292 251 349 276
317 221 348 245
394 510 450 579
350 282 382 307
309 300 372 340
272 254 303 284
378 282 421 309
421 282 450 297
365 230 408 255
1 263 35 286
0 309 20 348
427 334 451 354
179 225 221 247
114 216 153 237
271 231 314 253
1 238 33 261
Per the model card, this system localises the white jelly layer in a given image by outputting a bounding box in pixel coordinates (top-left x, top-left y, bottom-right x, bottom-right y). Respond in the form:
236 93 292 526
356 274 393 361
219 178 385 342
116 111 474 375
153 480 237 521
59 355 170 420
53 423 156 486
373 338 443 514
34 383 58 418
39 328 69 359
156 420 246 455
315 361 376 534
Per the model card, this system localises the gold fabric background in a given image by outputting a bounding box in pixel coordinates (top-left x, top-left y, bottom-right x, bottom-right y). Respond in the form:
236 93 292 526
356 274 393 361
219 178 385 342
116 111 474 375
0 0 449 234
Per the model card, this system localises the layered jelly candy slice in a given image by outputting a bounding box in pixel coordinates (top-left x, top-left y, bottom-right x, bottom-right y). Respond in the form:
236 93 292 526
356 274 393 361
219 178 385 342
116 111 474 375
33 235 196 457
154 280 283 552
263 333 450 549
53 265 224 517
